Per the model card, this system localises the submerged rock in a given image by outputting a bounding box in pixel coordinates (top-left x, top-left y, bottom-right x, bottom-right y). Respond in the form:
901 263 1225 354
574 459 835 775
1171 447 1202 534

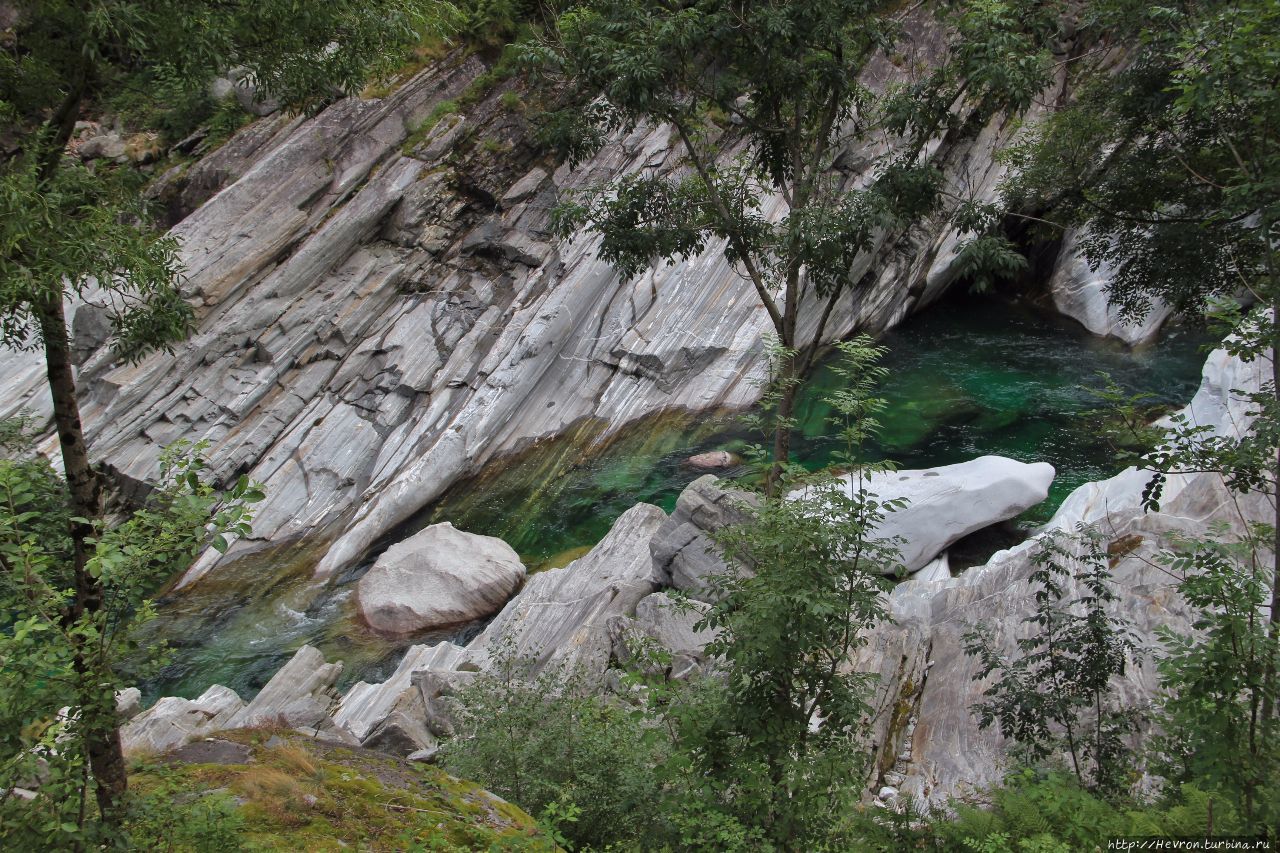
685 450 741 470
355 522 526 635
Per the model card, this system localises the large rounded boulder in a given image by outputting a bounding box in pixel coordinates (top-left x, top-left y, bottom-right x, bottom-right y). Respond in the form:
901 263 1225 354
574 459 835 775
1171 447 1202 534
356 522 526 635
813 455 1056 574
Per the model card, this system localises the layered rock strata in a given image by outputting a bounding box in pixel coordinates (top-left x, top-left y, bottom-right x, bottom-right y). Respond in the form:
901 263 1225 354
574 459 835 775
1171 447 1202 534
4 14 1094 590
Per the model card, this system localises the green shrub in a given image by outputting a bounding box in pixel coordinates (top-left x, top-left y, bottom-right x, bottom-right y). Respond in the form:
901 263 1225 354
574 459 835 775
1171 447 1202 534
440 653 666 850
125 778 246 852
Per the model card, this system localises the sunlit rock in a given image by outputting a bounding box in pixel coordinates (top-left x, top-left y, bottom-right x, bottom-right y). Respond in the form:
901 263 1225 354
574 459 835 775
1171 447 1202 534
807 456 1056 574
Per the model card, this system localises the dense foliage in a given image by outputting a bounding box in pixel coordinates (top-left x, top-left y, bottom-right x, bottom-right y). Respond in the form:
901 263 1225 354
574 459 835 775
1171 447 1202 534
1000 0 1280 836
442 651 667 850
965 526 1142 796
0 433 261 848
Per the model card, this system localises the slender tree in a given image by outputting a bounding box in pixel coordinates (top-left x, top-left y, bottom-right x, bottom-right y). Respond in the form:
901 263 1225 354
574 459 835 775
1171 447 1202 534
965 526 1142 796
681 337 901 848
528 0 1059 490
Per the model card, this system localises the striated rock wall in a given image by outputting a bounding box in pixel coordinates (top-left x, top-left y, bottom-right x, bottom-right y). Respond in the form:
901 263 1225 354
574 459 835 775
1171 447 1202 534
3 19 1095 589
121 334 1268 804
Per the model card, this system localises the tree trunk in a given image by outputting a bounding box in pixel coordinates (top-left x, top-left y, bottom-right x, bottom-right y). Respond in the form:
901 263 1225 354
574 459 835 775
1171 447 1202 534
767 264 803 495
768 352 799 497
80 679 129 829
1260 241 1279 731
37 296 129 825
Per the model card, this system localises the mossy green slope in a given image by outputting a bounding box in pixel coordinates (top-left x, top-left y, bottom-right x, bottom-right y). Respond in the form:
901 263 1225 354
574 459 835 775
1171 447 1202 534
127 730 554 851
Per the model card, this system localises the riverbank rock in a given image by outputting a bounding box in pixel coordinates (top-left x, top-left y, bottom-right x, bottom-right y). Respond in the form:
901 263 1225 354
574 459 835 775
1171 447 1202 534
334 642 467 743
464 502 668 683
77 131 127 161
856 338 1270 809
121 685 246 757
651 474 759 602
608 591 718 680
224 644 343 730
806 456 1055 574
911 552 951 584
115 687 143 720
355 523 526 635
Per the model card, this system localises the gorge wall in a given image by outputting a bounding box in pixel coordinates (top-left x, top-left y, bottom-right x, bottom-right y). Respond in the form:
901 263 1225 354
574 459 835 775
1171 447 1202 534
0 16 1151 589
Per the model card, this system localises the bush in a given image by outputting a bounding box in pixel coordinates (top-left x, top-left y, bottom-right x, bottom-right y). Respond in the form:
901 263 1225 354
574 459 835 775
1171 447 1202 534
440 654 667 850
125 778 246 852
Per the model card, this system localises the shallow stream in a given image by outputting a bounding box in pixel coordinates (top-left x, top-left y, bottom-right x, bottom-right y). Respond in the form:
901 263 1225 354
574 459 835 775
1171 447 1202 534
141 295 1210 701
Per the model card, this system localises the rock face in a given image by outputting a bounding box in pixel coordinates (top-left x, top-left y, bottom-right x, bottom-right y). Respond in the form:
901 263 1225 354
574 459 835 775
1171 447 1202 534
608 591 718 680
224 644 343 730
809 456 1056 574
356 522 526 635
333 641 467 743
1048 229 1173 346
464 502 669 681
121 685 245 756
0 16 1094 592
650 474 759 602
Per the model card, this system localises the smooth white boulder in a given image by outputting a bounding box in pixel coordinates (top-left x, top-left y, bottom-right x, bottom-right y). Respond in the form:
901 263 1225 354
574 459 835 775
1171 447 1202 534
356 522 526 635
802 455 1055 574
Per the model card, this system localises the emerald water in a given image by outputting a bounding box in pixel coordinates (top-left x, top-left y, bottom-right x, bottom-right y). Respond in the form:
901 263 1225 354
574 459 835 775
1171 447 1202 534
142 295 1210 701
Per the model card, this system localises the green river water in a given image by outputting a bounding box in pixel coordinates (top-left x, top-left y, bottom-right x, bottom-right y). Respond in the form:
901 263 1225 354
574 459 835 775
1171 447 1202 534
141 295 1211 701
